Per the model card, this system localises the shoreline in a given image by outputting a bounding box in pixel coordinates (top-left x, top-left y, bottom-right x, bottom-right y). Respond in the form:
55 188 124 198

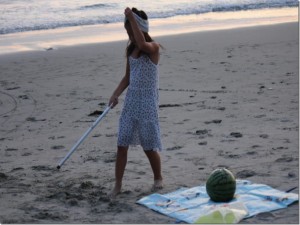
0 7 298 55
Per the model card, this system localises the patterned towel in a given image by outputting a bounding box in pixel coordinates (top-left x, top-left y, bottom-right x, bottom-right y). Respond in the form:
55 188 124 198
137 180 298 224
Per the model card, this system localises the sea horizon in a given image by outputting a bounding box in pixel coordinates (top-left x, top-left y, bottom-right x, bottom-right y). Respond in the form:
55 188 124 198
0 6 298 55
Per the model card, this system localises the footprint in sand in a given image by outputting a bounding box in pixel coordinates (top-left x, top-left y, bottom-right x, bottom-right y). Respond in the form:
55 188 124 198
216 107 226 111
198 141 207 146
159 104 181 108
251 145 261 149
195 129 212 139
272 146 288 150
275 157 293 163
230 132 243 138
11 167 24 172
18 95 29 100
26 117 46 122
88 110 104 117
67 199 79 206
166 146 182 151
5 148 18 151
51 145 65 150
196 129 210 135
226 154 241 159
288 172 296 178
31 165 56 171
22 152 32 156
0 172 8 181
34 210 68 220
47 191 68 201
103 153 116 163
204 119 222 124
236 170 256 178
80 181 94 189
259 134 269 139
246 151 257 155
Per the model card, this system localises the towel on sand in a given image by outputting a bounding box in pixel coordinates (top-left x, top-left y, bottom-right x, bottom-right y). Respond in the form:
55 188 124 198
137 180 298 223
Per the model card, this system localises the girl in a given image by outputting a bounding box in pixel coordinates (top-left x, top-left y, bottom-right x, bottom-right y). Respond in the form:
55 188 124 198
108 7 163 198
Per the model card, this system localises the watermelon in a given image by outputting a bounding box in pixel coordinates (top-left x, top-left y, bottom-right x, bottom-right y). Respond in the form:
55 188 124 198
206 168 236 202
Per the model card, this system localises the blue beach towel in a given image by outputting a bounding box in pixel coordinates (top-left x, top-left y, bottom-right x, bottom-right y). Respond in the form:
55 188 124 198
137 180 298 223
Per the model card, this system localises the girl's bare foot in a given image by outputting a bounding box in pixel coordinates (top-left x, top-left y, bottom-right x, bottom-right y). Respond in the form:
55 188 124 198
108 183 122 199
151 179 163 191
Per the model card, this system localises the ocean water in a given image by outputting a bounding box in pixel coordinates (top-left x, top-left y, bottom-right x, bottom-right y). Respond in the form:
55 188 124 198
0 0 298 35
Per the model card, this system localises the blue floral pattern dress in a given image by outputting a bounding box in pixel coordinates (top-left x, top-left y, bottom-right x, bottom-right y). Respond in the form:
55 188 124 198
117 54 162 151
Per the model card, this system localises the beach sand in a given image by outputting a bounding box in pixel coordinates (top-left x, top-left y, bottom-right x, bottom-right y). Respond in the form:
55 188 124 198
0 22 298 223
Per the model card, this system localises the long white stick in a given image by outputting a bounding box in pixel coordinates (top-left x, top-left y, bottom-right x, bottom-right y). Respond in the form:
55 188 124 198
57 105 112 169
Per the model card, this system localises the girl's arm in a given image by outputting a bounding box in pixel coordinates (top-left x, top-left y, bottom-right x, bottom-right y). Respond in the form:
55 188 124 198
109 59 130 108
124 7 159 55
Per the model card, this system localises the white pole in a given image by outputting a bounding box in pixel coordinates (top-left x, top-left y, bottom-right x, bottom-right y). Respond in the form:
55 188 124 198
57 105 112 169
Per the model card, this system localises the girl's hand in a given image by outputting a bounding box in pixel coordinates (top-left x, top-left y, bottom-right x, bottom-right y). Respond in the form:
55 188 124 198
109 95 118 108
124 7 134 21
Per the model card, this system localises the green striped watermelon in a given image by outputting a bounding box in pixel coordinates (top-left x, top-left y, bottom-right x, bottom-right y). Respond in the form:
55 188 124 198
206 168 236 202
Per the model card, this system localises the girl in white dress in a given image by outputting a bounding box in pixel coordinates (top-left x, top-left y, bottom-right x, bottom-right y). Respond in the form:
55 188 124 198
108 7 163 198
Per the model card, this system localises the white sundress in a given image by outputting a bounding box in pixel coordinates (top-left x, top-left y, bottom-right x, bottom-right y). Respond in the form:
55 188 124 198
117 54 162 151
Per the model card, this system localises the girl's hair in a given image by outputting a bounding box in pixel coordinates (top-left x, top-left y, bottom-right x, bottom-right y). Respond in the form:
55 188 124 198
125 7 155 57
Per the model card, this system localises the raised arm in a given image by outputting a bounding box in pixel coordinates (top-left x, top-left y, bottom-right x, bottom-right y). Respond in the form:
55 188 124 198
124 7 159 55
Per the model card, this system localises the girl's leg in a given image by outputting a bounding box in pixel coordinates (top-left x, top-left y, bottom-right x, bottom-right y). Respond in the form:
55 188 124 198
109 146 129 198
144 150 163 190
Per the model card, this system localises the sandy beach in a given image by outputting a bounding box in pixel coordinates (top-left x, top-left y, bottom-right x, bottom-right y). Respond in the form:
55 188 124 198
0 21 298 223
